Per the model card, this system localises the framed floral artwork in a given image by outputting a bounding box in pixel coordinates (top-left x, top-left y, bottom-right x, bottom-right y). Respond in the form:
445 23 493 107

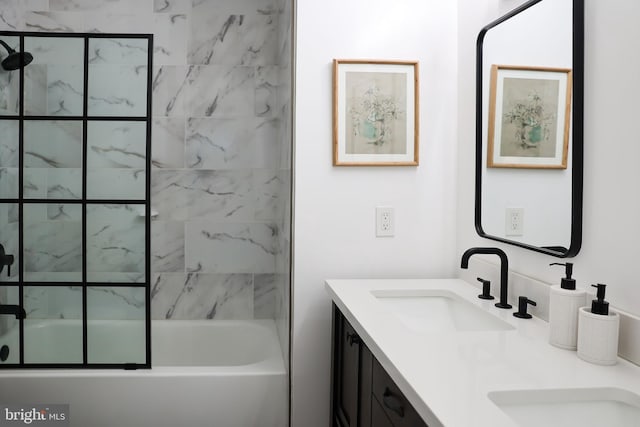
488 65 572 169
332 59 419 166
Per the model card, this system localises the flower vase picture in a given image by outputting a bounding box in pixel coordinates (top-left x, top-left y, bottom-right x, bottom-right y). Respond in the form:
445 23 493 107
333 60 419 166
488 65 572 169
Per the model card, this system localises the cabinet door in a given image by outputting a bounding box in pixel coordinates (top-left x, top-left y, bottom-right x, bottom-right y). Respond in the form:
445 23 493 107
371 395 395 427
331 305 373 427
371 358 428 427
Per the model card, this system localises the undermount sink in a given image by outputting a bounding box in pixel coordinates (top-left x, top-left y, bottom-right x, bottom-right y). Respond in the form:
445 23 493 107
489 388 640 427
371 289 514 333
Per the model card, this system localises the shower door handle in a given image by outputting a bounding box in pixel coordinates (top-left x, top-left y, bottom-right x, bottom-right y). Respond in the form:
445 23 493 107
0 244 14 277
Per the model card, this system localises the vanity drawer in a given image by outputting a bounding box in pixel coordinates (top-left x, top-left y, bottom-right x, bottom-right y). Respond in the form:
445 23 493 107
372 359 428 427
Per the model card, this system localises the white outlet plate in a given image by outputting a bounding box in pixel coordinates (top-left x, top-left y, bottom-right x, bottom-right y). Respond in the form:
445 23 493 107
376 206 394 237
505 207 524 236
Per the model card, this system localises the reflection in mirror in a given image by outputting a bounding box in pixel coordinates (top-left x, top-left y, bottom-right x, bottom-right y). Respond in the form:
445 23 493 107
476 0 583 257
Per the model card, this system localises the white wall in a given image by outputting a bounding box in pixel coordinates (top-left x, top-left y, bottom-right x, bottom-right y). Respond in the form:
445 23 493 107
293 1 459 425
457 0 640 317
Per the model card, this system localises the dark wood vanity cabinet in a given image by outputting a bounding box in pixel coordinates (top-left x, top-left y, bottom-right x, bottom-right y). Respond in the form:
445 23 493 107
331 305 428 427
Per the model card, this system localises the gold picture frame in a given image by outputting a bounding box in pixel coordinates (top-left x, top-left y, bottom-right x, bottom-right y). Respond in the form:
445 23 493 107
332 59 419 166
488 64 572 169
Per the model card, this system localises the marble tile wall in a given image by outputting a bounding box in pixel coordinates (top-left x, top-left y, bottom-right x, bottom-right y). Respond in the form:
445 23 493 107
0 0 292 346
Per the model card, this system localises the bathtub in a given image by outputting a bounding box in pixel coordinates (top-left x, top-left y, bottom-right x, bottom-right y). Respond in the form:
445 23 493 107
0 320 288 427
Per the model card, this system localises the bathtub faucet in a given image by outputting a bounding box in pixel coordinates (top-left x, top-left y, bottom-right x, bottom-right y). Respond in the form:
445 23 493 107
0 305 25 319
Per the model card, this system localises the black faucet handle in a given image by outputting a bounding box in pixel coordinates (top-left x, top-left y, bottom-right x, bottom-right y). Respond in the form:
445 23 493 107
6 254 13 277
513 296 536 319
0 243 15 277
477 277 494 300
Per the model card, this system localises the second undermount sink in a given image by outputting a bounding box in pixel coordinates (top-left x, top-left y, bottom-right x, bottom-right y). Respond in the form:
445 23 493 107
489 388 640 427
371 289 514 333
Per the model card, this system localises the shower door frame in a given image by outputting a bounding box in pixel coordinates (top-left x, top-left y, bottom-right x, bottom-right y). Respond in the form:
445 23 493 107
0 31 153 369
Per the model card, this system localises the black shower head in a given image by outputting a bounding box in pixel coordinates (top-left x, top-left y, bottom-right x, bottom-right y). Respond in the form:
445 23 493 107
0 39 33 71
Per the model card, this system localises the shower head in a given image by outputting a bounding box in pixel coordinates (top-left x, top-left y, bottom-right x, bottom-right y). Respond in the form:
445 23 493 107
0 39 33 71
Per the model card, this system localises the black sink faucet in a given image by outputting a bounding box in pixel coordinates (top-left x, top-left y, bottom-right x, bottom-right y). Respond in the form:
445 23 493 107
461 247 512 309
0 305 25 319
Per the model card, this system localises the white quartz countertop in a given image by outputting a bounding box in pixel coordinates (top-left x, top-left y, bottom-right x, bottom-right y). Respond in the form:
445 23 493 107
325 278 640 427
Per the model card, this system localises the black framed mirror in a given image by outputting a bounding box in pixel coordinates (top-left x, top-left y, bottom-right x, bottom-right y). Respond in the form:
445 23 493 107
475 0 584 257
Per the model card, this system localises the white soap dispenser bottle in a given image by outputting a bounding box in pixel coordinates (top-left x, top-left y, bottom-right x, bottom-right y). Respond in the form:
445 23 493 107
577 284 620 365
548 262 586 350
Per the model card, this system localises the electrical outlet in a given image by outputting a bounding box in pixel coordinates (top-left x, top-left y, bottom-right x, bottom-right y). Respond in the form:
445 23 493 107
505 208 524 236
376 206 394 237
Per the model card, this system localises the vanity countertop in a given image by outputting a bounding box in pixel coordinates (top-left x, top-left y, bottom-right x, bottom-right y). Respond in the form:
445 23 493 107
325 278 640 427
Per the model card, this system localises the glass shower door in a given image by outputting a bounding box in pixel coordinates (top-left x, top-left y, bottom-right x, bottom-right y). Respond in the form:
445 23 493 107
0 32 152 369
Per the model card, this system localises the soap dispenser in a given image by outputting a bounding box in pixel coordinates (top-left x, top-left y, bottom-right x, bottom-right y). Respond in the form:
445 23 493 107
577 284 620 365
548 262 586 350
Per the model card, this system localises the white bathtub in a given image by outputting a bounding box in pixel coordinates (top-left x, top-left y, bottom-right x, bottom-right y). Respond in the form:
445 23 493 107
0 320 288 427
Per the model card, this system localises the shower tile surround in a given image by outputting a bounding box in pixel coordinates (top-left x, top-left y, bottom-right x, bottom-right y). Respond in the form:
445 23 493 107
0 0 292 356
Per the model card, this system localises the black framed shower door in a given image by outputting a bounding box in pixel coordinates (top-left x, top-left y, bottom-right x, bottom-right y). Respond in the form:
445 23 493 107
0 31 153 369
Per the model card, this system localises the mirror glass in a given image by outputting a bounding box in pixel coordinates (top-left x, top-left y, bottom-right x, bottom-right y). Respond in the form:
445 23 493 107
476 0 583 257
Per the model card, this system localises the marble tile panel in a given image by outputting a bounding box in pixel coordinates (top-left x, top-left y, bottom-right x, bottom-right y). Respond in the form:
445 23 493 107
0 37 20 113
0 120 19 167
151 169 253 221
23 204 82 280
86 168 146 200
153 13 187 66
152 65 188 117
26 36 84 66
151 273 253 320
0 69 19 115
23 168 45 198
151 220 184 273
0 120 19 198
24 37 84 115
185 117 256 169
88 64 148 116
185 222 278 274
25 11 84 32
152 117 185 168
24 120 82 168
0 2 25 31
87 38 149 117
45 168 83 199
192 0 277 15
50 0 153 14
88 38 148 65
46 64 85 115
25 0 50 11
0 168 18 199
24 286 82 319
255 117 281 169
23 64 47 116
254 273 278 319
186 65 254 118
153 0 190 13
86 204 145 282
47 203 83 221
188 12 277 66
83 13 153 33
254 169 283 221
87 121 147 168
255 66 277 117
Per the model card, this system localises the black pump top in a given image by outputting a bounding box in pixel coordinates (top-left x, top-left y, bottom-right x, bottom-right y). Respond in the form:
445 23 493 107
591 283 609 315
550 262 576 290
